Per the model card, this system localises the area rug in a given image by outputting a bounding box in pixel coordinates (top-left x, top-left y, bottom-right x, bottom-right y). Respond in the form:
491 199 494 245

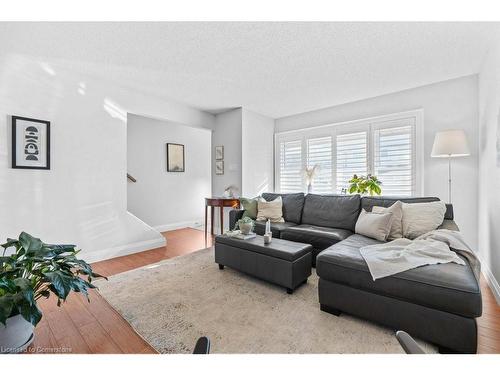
95 247 435 353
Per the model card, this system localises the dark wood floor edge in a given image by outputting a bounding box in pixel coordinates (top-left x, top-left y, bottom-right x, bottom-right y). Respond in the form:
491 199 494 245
480 270 500 306
93 290 159 354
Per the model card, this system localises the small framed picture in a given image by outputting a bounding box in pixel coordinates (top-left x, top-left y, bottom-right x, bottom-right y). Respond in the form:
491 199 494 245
215 160 224 175
12 116 51 170
166 143 185 172
215 145 224 160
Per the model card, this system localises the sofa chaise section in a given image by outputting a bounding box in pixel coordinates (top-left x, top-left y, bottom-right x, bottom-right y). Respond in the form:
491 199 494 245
316 198 481 354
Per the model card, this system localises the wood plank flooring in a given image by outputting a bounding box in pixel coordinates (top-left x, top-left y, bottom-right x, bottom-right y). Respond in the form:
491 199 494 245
27 227 499 354
28 228 212 354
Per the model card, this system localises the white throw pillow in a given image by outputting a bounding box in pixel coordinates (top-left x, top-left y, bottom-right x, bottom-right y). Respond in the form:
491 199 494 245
355 209 394 241
257 196 285 223
372 201 403 240
402 201 446 239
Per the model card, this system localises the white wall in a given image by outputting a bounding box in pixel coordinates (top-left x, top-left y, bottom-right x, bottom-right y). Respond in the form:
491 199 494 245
127 114 211 232
276 75 479 249
211 108 242 232
212 108 243 196
242 108 275 197
211 107 275 232
478 36 500 302
0 53 215 262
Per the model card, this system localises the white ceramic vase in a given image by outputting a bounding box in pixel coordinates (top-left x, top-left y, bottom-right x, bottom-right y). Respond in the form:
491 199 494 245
0 314 34 354
239 223 253 235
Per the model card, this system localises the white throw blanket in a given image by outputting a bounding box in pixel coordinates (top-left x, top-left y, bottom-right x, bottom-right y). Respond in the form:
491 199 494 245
359 229 480 281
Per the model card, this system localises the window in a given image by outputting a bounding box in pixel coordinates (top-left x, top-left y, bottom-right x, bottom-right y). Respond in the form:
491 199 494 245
278 139 303 193
373 119 415 196
275 110 422 196
336 131 367 194
306 136 332 194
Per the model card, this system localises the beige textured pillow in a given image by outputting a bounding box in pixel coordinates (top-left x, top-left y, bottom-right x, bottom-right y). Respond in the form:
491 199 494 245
402 201 446 239
372 201 403 240
355 209 394 241
257 196 285 223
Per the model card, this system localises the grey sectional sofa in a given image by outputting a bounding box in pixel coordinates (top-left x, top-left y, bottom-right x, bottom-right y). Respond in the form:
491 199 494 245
229 193 481 353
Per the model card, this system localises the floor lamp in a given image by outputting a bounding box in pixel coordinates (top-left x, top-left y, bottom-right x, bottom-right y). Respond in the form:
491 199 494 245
431 129 470 203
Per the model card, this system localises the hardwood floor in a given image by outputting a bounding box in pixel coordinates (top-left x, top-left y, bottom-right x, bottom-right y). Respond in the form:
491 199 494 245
28 227 499 354
29 228 213 354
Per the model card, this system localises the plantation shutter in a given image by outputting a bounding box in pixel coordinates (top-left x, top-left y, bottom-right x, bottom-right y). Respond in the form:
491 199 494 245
278 139 303 193
335 131 368 194
306 136 333 194
373 119 415 196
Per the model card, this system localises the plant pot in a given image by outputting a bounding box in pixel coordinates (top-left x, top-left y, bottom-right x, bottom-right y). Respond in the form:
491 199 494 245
239 223 253 235
0 314 34 354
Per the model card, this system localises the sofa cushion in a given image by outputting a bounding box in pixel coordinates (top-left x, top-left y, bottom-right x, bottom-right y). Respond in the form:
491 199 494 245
280 224 352 252
355 209 394 241
257 196 284 222
361 196 454 221
261 193 305 224
402 201 447 239
316 234 482 318
253 221 297 238
301 194 361 231
372 200 403 240
239 197 258 219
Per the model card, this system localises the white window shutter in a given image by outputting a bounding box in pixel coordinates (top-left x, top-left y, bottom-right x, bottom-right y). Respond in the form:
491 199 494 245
373 122 415 196
278 139 303 193
307 136 333 194
336 131 368 193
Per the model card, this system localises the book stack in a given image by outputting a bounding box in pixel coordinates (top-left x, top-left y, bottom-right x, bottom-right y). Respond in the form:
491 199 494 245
225 230 257 240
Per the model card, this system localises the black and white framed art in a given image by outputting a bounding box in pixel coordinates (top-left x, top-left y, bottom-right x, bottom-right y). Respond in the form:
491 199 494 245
12 116 51 170
215 160 224 175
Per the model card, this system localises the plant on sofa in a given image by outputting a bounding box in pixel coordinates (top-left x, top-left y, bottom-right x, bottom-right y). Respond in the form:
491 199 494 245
348 174 382 196
0 232 105 352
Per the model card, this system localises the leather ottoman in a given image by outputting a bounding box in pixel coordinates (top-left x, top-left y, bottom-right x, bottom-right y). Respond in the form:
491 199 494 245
215 235 313 294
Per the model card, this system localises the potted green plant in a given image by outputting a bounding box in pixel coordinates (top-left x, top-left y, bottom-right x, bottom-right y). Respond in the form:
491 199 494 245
348 174 382 196
236 217 254 235
0 232 105 353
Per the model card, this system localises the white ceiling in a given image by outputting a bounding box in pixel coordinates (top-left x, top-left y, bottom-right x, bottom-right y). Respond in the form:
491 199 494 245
1 22 498 118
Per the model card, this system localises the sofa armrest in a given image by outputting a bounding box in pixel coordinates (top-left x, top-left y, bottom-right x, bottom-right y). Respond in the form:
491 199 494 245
438 219 459 231
229 209 245 231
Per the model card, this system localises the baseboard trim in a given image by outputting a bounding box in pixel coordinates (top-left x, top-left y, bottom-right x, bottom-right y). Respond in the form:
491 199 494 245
154 220 203 233
479 255 500 305
84 237 166 264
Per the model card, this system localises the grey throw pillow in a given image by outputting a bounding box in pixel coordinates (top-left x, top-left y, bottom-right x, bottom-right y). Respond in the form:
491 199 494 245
355 209 394 241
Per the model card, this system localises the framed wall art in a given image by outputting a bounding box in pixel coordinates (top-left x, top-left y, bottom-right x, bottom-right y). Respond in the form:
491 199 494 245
215 145 224 160
166 143 185 172
215 160 224 175
12 116 51 170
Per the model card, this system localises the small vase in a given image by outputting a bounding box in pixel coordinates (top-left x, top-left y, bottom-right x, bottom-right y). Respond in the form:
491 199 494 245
239 223 252 235
307 184 312 194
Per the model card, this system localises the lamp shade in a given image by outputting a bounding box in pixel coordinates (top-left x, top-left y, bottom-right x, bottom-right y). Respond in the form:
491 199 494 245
431 129 470 158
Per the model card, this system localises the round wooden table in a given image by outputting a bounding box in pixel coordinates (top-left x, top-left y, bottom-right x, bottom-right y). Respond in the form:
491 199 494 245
205 197 240 237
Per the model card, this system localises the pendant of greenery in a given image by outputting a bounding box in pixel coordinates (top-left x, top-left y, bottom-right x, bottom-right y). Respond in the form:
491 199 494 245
348 174 382 196
0 232 106 327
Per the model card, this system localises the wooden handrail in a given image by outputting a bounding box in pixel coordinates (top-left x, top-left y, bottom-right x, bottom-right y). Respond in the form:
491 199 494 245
127 173 137 183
